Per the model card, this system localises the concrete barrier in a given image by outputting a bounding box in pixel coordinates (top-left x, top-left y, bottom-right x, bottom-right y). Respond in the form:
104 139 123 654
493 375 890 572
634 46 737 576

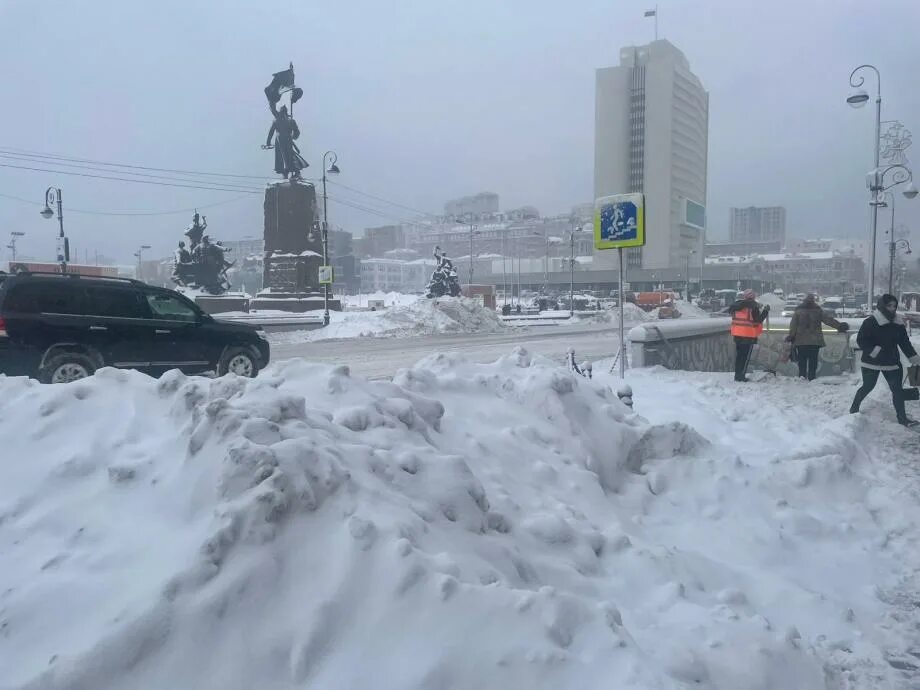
629 317 860 376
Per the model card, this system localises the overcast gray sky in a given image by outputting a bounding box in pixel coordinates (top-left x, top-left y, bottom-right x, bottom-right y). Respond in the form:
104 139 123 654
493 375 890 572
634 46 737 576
1 0 919 264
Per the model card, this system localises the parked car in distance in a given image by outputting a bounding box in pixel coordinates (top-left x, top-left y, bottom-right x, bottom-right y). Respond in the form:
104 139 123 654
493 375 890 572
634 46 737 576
781 299 799 317
0 272 270 383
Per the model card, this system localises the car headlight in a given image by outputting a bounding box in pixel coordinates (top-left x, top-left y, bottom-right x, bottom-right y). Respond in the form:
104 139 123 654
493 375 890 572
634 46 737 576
256 329 269 341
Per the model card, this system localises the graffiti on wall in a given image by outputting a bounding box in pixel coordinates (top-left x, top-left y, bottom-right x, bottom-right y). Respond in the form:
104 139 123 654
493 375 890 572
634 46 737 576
638 327 853 375
752 330 853 377
641 329 735 372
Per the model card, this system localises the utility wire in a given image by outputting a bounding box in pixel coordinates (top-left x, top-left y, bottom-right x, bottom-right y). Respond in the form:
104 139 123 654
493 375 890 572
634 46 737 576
0 162 265 194
0 147 441 223
0 152 266 193
0 146 274 181
0 191 254 217
2 147 438 217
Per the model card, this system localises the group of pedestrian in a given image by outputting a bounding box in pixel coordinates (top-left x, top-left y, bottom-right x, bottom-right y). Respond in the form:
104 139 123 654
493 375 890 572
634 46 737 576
730 291 920 427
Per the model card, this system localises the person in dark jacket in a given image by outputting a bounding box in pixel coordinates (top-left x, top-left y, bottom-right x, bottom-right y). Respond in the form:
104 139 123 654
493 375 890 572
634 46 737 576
786 294 849 380
728 289 770 382
850 294 920 427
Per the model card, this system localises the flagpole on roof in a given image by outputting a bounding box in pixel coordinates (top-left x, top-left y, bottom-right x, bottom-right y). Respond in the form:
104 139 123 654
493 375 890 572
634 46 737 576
655 5 658 40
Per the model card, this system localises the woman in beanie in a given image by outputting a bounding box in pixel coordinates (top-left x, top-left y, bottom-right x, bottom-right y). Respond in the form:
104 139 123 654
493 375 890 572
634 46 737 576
786 293 849 380
851 294 920 427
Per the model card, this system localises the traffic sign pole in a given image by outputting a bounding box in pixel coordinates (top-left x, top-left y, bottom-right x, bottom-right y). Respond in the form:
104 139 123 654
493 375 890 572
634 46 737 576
619 248 626 379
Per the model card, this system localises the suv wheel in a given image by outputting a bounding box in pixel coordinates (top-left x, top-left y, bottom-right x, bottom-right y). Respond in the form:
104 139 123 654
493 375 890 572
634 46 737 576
41 352 97 384
217 346 259 378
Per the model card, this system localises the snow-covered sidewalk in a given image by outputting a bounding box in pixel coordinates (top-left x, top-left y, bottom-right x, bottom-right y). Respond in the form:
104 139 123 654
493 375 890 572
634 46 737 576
2 357 920 688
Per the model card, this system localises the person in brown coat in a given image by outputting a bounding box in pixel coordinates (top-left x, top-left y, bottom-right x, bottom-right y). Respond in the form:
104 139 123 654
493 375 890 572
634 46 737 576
785 294 849 380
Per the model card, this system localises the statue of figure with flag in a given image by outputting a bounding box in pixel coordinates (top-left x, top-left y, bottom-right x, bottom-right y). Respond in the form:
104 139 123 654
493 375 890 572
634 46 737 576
262 63 308 180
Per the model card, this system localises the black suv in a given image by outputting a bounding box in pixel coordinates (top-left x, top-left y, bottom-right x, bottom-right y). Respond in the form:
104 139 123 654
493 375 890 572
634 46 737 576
0 272 270 383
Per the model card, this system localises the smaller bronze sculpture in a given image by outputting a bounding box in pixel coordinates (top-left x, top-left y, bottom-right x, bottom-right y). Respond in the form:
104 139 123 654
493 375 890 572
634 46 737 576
172 211 234 294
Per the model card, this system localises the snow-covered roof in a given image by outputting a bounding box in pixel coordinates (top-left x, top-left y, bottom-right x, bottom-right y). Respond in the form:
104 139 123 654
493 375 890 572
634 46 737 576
706 251 846 264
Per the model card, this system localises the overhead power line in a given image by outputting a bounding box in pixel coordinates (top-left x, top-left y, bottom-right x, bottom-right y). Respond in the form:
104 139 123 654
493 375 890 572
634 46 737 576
0 146 274 181
0 146 440 224
0 152 265 193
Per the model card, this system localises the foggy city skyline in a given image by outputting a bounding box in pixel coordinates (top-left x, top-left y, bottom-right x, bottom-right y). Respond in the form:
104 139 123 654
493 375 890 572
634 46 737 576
1 0 920 265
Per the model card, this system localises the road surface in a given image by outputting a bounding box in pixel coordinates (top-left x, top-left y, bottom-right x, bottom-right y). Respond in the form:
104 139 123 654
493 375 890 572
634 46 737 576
270 323 623 379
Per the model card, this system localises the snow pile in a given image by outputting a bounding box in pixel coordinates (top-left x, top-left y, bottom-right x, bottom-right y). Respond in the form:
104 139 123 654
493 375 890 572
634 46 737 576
577 302 654 325
673 299 710 318
269 298 506 343
759 294 786 311
4 355 920 688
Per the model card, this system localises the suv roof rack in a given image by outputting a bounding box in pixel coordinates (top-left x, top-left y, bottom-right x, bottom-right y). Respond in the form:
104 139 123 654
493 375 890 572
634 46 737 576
10 271 146 287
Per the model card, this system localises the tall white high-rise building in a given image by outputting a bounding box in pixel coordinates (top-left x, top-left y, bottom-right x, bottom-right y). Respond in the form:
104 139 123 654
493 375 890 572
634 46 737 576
594 40 709 271
729 206 786 244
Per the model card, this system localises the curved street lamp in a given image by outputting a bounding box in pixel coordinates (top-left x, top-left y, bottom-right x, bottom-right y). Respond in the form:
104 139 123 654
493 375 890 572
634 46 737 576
134 244 152 281
847 64 882 310
321 151 340 326
889 238 913 295
41 187 68 272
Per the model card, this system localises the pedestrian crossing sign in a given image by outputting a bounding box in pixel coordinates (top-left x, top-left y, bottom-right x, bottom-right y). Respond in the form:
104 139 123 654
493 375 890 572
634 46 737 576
594 193 645 250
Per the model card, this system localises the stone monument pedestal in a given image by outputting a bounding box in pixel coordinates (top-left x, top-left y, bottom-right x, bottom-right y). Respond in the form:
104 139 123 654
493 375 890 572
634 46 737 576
195 294 250 314
253 181 343 314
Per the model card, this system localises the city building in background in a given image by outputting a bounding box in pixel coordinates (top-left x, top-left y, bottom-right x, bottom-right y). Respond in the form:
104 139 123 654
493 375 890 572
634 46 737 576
705 251 866 295
444 192 500 219
594 39 709 271
729 206 787 245
355 225 406 258
329 229 360 293
704 240 783 257
360 257 435 293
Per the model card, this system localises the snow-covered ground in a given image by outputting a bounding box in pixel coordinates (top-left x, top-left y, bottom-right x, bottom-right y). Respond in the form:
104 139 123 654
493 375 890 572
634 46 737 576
3 353 920 688
341 292 422 309
267 297 506 344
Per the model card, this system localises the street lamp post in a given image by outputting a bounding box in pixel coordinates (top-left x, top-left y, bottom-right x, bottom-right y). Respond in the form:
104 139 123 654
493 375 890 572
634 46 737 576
7 231 25 262
454 214 476 287
134 244 152 281
685 250 696 300
845 66 919 309
569 222 576 318
40 187 68 273
321 151 340 327
543 227 549 295
889 238 913 295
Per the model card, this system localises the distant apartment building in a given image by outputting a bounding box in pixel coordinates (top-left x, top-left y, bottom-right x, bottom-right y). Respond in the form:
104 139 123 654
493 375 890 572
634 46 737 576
594 39 709 271
729 206 786 244
360 257 435 293
356 224 406 258
705 239 782 258
705 250 865 295
444 192 500 219
785 237 868 261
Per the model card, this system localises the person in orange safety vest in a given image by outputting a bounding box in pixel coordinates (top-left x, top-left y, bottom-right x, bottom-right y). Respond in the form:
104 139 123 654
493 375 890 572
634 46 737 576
728 289 770 382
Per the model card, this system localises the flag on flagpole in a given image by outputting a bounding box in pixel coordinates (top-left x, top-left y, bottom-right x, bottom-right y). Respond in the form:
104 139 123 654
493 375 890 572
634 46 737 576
644 9 657 16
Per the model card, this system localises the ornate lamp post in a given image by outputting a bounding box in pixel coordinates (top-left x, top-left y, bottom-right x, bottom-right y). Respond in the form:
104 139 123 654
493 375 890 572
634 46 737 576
321 151 340 326
40 187 68 273
134 244 152 281
889 238 913 295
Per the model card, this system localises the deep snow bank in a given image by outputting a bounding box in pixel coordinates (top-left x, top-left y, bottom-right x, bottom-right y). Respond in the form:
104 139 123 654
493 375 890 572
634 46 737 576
1 356 918 689
269 297 506 343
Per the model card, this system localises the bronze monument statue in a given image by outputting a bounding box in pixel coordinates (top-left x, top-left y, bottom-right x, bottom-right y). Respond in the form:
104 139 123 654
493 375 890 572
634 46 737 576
172 211 233 294
262 64 308 180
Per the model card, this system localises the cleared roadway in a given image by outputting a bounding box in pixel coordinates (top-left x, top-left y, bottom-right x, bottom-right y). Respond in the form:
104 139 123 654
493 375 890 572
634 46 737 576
270 323 623 379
